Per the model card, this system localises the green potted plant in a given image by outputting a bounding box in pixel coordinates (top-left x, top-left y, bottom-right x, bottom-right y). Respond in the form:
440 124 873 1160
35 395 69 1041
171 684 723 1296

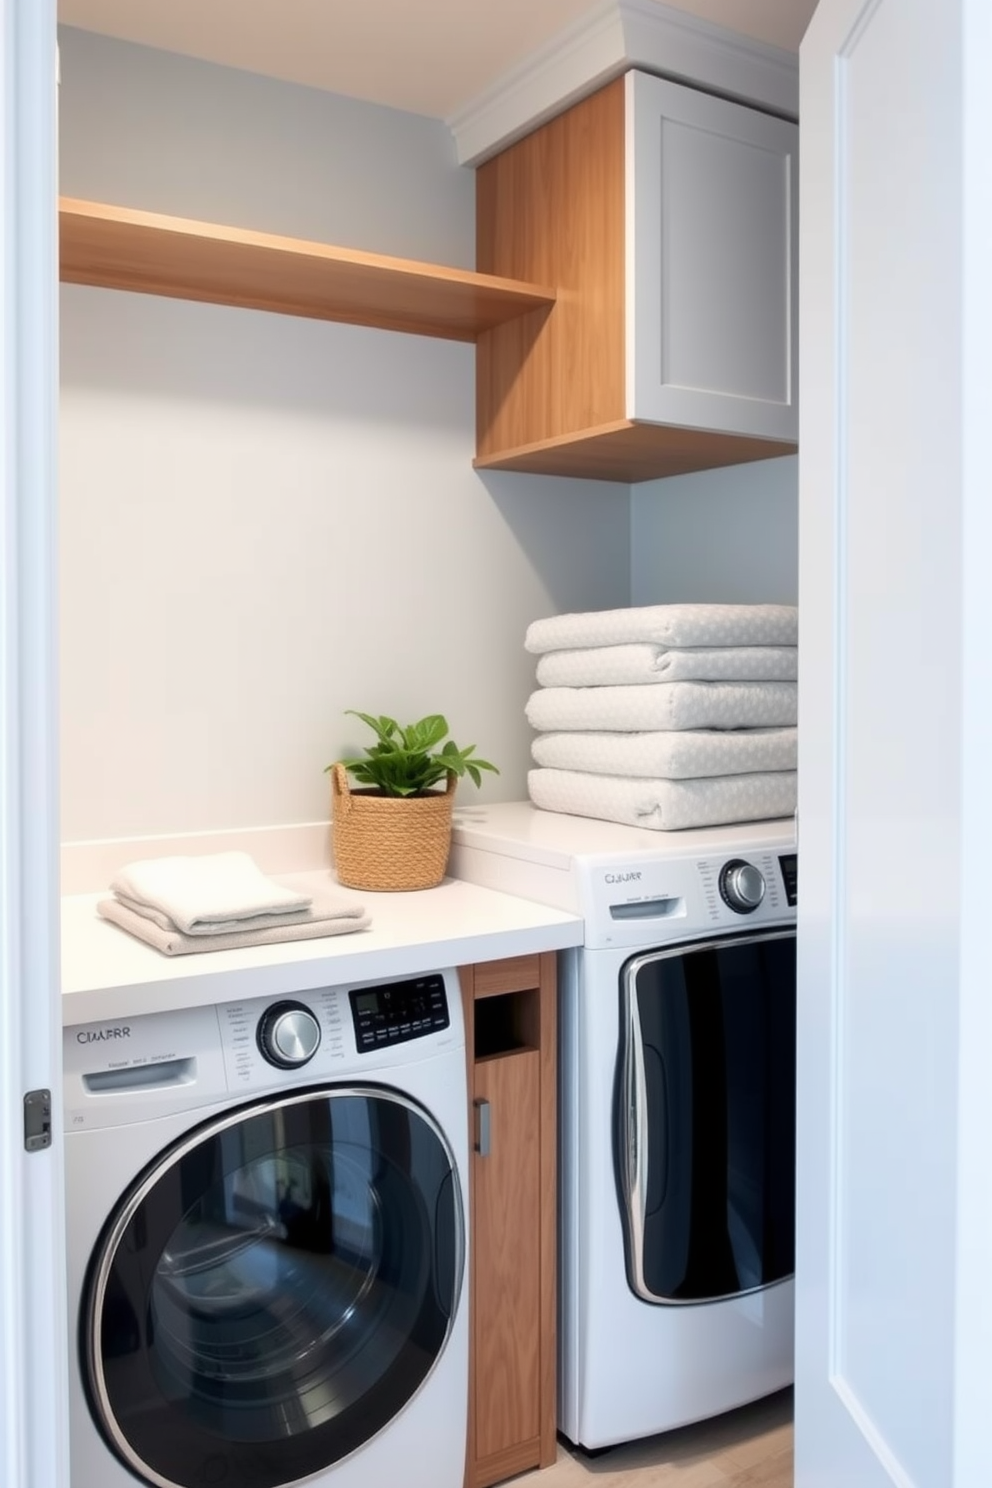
327 712 498 891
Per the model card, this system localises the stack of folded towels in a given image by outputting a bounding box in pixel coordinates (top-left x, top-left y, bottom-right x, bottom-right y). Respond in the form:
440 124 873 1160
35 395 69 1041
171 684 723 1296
98 851 371 956
524 601 798 832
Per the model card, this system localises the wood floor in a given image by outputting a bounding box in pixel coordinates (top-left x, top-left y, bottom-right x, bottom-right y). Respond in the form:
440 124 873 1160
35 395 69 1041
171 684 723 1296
513 1388 793 1488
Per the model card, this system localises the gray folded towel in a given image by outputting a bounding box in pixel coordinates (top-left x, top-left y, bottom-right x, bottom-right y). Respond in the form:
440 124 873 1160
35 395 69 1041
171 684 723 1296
528 767 797 832
526 680 798 734
535 643 798 687
98 888 371 957
525 603 799 655
531 726 798 780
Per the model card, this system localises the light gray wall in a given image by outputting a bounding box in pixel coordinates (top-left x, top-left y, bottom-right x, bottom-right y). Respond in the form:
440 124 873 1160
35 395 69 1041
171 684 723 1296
57 28 475 264
58 28 630 842
630 455 799 604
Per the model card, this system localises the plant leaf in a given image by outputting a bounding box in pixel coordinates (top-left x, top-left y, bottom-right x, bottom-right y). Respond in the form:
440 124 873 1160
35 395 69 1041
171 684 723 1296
334 710 497 796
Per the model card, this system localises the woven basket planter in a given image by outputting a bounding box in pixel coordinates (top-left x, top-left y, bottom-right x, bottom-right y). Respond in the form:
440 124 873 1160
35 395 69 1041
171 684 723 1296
330 763 457 892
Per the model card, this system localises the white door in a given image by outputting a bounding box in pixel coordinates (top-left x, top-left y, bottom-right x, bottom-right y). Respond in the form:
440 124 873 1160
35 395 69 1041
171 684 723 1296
0 3 68 1486
797 0 992 1484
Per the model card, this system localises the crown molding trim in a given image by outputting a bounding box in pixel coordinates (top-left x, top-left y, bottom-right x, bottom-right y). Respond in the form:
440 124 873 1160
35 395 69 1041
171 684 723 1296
448 0 799 166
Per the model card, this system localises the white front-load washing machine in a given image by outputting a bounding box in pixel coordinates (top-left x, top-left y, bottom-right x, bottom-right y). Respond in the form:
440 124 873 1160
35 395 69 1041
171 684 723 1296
452 803 797 1451
63 968 468 1488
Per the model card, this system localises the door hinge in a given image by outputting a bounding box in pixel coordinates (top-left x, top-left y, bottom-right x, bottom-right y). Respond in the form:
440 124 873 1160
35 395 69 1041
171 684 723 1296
23 1089 52 1152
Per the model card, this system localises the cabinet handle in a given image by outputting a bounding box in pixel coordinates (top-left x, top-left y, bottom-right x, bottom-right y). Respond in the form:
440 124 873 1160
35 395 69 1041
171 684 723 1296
474 1097 491 1157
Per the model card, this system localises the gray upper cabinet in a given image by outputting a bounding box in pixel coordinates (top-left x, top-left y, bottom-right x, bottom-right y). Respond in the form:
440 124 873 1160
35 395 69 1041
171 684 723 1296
627 71 798 444
475 71 799 483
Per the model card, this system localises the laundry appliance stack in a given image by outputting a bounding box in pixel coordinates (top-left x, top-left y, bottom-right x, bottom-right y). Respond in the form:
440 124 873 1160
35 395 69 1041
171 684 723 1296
524 602 798 832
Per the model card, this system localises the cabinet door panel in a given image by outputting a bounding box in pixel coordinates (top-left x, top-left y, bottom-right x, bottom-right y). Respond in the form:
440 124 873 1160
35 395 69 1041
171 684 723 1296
472 1050 542 1460
628 71 798 441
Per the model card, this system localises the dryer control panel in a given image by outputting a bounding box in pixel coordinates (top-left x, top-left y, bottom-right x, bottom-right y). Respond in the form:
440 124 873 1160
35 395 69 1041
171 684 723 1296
576 838 797 949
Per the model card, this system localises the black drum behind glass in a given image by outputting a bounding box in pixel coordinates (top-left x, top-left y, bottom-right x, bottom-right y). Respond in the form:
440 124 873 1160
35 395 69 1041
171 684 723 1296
616 930 796 1305
82 1087 463 1488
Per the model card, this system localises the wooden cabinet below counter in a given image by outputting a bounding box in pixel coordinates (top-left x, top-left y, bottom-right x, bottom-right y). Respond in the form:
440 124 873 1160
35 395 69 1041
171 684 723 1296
459 953 557 1488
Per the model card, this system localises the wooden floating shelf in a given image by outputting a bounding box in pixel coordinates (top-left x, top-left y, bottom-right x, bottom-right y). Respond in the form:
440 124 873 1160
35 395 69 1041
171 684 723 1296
58 197 556 343
473 419 799 484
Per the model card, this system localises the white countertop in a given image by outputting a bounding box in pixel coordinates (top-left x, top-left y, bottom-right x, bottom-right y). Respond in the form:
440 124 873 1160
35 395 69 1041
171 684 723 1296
452 801 797 869
61 870 583 1026
450 801 798 918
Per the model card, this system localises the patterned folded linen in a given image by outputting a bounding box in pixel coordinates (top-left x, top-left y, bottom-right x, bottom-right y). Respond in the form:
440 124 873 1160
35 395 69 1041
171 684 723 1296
527 767 797 832
98 889 371 957
525 603 798 655
535 643 797 688
111 850 313 934
526 681 797 733
531 727 797 780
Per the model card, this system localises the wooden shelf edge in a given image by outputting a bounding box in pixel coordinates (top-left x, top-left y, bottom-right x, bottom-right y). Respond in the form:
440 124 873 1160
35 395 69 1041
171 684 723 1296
469 954 542 998
474 420 798 483
59 197 556 343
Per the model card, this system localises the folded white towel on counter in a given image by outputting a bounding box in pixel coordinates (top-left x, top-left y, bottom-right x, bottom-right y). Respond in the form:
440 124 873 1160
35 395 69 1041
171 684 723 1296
112 889 352 939
110 851 313 935
526 681 797 733
525 603 798 655
528 767 797 832
536 643 798 688
98 889 371 957
532 726 797 779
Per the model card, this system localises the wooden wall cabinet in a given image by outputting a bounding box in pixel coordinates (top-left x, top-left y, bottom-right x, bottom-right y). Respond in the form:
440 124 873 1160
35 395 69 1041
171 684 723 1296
475 70 799 482
459 954 557 1488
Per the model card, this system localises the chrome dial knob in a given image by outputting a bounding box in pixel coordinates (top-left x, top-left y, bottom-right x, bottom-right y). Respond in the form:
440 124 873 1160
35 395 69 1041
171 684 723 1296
257 1001 322 1069
719 858 766 914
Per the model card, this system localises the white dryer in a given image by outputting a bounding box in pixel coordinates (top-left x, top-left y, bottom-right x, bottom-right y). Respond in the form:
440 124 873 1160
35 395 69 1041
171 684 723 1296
451 804 797 1451
63 968 468 1488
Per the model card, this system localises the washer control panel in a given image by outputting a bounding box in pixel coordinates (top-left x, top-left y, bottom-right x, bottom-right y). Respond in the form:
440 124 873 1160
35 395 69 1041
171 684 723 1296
719 858 767 914
63 968 462 1130
256 1000 323 1068
350 973 450 1053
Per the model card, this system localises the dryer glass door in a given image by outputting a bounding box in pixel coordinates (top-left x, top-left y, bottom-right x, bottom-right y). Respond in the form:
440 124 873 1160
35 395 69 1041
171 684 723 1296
617 929 796 1305
81 1086 463 1488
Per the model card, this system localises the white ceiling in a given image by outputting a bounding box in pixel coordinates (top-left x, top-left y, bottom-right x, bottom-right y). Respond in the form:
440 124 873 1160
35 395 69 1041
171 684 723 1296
57 0 818 120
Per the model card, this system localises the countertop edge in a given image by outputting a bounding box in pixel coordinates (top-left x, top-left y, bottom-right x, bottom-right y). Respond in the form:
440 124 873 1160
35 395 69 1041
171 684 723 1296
60 874 583 1027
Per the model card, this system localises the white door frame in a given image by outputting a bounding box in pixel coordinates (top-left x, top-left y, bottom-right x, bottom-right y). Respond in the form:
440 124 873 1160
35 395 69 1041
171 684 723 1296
0 3 68 1485
953 0 992 1477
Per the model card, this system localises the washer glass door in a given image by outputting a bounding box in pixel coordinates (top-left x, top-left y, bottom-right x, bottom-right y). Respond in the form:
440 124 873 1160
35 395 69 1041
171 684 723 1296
617 929 796 1304
82 1086 463 1488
